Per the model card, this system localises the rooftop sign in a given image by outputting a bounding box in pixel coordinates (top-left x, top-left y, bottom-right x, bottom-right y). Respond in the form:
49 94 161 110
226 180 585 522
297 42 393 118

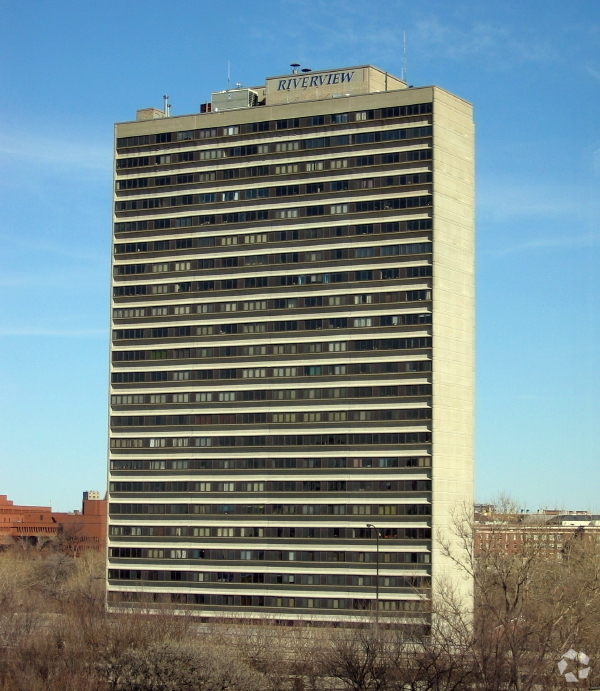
276 70 355 91
265 66 405 106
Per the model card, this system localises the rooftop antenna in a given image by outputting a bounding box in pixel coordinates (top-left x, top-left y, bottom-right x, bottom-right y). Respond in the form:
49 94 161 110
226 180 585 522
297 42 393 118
301 68 311 73
163 94 170 117
290 63 300 74
402 32 407 83
227 61 231 85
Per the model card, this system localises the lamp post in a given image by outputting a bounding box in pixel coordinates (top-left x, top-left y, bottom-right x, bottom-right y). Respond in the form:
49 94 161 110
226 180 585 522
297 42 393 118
366 523 379 624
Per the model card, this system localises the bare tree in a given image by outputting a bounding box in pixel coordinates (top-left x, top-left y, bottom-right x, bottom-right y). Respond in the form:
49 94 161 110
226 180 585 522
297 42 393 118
321 622 403 691
438 502 600 691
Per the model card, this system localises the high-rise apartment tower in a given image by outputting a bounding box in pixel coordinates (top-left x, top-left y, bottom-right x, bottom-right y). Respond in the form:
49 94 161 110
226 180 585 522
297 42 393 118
107 65 474 623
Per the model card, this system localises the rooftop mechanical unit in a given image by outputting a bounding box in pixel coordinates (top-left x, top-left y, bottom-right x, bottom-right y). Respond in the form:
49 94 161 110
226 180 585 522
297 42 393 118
211 87 258 112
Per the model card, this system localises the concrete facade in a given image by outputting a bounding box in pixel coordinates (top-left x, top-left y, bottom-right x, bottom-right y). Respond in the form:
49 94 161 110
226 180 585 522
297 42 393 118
107 66 474 623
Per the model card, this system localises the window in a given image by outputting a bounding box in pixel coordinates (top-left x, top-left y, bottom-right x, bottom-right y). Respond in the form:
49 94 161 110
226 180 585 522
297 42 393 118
248 121 270 132
175 239 193 252
356 270 373 281
275 163 299 175
332 113 349 124
242 322 267 333
303 412 321 422
331 180 349 192
243 300 267 311
331 204 348 214
329 318 347 329
328 342 346 352
274 367 297 377
243 345 267 356
273 413 297 423
305 161 324 172
275 208 298 219
274 298 298 309
275 141 300 152
199 150 220 160
224 126 239 136
243 369 267 378
276 185 300 197
245 188 269 199
354 317 373 327
355 110 374 121
245 277 268 288
217 528 234 537
148 394 166 404
274 321 297 331
273 344 297 354
244 233 268 244
245 255 268 266
329 411 347 422
222 191 239 201
276 118 300 129
331 159 348 169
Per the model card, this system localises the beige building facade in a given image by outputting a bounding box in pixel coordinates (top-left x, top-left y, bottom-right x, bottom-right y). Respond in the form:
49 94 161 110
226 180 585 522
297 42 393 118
107 65 475 623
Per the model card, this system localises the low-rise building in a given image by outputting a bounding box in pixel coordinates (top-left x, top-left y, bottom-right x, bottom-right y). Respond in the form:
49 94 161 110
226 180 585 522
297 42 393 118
474 509 600 558
0 492 107 553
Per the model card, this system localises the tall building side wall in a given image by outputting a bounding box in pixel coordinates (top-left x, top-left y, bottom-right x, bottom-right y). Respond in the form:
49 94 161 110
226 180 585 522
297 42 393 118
431 88 475 607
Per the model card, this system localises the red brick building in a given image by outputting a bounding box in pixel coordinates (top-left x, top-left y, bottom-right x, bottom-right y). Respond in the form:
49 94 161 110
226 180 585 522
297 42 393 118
0 492 107 553
475 510 600 558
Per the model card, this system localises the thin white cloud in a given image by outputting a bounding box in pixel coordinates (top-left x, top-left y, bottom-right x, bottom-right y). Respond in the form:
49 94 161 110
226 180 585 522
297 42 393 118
585 64 600 82
488 233 600 257
0 232 107 263
478 179 596 222
0 328 107 337
258 4 554 71
0 132 111 173
412 16 554 65
0 270 106 288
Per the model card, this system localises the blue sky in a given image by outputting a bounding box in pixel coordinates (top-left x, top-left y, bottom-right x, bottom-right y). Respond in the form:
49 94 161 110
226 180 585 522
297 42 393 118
0 0 599 511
